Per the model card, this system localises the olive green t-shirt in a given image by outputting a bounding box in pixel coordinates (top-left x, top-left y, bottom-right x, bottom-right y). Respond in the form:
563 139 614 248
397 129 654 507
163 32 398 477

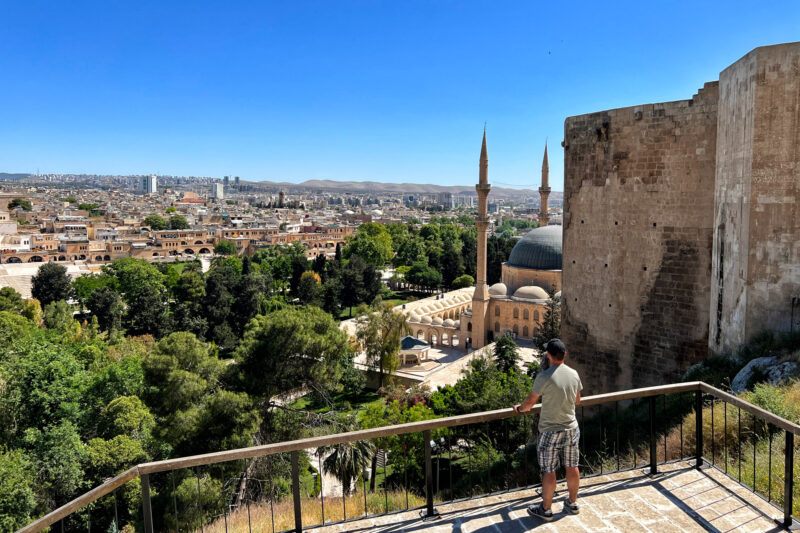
532 363 583 433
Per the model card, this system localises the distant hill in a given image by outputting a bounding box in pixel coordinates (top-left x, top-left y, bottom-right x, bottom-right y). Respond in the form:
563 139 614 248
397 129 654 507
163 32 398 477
255 179 562 202
0 173 31 181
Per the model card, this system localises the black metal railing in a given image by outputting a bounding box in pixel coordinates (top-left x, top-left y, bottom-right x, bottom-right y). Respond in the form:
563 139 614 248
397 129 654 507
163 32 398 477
18 381 800 532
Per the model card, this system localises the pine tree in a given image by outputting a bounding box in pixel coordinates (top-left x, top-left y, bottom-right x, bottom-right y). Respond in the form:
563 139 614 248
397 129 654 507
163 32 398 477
493 333 520 373
534 285 561 349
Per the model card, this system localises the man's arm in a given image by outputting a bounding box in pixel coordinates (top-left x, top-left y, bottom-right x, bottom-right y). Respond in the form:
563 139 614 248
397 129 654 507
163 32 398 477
514 390 540 413
576 390 581 405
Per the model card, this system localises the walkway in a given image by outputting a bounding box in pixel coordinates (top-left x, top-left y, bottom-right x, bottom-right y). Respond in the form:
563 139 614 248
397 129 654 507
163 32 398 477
306 461 784 532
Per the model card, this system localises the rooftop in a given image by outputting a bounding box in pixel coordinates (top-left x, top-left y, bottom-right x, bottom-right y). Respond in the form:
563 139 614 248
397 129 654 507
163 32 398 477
507 225 562 271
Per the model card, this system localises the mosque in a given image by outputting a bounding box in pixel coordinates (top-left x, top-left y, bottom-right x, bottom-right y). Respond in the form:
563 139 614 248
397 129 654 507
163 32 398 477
403 132 562 350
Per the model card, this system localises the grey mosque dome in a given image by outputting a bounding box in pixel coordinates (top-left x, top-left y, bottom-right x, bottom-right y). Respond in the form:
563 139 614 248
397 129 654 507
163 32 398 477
507 225 563 270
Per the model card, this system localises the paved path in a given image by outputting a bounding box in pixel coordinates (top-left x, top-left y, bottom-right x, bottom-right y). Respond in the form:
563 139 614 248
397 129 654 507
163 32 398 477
305 461 783 532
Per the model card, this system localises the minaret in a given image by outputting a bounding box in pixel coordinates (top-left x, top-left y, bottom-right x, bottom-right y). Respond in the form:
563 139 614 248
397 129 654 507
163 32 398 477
538 143 551 227
472 128 491 348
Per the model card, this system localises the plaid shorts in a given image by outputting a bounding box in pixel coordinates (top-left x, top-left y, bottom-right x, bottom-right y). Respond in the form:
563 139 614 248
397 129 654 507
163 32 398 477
537 427 580 473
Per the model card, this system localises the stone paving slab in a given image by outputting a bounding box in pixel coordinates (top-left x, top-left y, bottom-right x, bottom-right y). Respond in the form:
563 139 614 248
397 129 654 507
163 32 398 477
305 461 785 532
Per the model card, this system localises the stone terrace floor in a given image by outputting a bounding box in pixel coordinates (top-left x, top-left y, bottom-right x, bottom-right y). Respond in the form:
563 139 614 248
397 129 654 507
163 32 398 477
307 461 786 532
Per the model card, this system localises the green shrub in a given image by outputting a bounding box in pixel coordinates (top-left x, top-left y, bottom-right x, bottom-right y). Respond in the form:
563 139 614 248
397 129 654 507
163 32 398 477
741 382 800 423
682 355 740 388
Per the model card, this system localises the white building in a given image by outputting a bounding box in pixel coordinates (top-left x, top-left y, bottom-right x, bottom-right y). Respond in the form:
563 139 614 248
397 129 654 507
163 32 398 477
0 211 18 235
0 235 30 252
211 183 224 200
140 175 157 195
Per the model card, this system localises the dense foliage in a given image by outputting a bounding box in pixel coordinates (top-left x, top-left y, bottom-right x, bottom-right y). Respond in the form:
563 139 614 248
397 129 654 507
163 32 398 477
1 216 529 530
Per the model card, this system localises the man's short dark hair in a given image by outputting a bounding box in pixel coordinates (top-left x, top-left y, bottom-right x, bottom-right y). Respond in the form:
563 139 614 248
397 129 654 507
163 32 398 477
546 338 566 360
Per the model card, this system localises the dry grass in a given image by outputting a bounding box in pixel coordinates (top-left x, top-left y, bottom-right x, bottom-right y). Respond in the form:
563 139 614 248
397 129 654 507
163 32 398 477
203 490 424 532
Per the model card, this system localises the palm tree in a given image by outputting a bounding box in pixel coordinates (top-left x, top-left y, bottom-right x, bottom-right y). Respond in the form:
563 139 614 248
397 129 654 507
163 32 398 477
356 302 411 389
318 438 376 495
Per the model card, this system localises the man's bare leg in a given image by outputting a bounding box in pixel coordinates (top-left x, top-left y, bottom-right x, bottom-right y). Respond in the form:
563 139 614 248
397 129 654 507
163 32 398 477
541 471 557 510
566 466 580 503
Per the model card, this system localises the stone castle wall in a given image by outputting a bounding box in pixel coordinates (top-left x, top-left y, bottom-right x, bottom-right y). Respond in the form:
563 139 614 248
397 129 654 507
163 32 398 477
561 84 719 393
711 43 800 352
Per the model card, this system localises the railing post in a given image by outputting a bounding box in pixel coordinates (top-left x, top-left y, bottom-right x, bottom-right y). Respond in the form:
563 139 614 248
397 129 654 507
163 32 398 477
423 430 437 518
649 396 657 475
695 390 703 470
783 431 796 529
291 451 302 533
141 473 154 533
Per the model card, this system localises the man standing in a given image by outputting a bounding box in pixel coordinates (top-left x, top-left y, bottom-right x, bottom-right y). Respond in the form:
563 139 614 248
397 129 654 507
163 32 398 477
514 338 582 521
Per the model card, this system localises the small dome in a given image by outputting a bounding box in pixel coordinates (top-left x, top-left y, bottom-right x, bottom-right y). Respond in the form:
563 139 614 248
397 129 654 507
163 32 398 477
454 320 461 328
507 225 562 270
489 283 508 296
432 317 443 325
408 313 420 322
434 302 444 310
513 285 549 301
443 318 455 327
554 291 561 300
421 316 433 324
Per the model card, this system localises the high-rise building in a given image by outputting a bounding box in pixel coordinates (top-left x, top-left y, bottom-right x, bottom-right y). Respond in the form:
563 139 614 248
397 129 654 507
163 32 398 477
140 175 157 195
234 176 240 188
211 183 224 200
223 176 230 186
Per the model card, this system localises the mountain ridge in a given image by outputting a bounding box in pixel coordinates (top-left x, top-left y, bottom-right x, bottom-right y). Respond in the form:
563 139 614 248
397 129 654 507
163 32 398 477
254 178 562 200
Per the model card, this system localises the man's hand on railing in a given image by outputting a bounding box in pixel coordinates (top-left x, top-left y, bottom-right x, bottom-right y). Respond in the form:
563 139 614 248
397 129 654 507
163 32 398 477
514 402 533 413
516 390 540 413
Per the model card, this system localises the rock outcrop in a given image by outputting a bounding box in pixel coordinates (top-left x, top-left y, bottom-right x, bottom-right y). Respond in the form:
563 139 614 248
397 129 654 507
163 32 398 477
731 356 800 393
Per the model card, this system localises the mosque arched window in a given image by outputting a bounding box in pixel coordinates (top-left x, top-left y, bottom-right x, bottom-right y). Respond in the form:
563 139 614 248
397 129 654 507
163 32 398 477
534 310 540 322
495 307 500 316
523 309 529 320
467 322 472 332
513 324 519 335
513 308 519 319
494 321 500 332
523 326 529 337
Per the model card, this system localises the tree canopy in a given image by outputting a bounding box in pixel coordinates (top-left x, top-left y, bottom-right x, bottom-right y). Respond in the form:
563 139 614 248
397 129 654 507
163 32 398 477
8 198 32 211
214 240 237 255
169 215 189 229
343 223 393 267
143 214 167 230
31 263 72 305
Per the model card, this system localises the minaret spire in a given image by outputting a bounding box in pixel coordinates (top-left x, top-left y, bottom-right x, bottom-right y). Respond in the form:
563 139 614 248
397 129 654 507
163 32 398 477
538 142 551 227
479 127 488 185
542 142 549 187
471 127 492 348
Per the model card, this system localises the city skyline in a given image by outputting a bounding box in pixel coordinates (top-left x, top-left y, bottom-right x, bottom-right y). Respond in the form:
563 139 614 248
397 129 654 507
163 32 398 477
2 2 798 190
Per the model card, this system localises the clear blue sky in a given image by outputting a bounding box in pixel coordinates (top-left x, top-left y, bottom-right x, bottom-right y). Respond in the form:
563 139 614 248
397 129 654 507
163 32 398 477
2 1 798 190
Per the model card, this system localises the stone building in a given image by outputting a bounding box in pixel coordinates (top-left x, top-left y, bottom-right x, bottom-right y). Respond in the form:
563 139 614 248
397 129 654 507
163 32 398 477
561 42 800 394
404 132 562 350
